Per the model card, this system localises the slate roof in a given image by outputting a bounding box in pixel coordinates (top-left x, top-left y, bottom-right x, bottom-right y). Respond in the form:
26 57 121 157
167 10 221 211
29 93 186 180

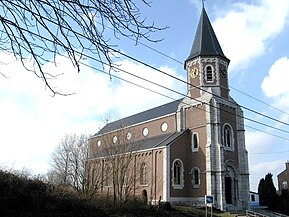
94 98 184 136
90 130 189 159
185 8 229 65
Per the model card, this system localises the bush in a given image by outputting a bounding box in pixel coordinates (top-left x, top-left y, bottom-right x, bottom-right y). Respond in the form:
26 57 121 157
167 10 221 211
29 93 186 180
162 202 172 211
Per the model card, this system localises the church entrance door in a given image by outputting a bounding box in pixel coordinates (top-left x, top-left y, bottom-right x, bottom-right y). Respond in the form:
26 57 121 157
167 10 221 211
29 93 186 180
225 177 232 204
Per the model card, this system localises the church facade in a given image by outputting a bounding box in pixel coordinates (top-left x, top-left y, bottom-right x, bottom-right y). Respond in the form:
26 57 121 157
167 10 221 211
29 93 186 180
87 8 250 211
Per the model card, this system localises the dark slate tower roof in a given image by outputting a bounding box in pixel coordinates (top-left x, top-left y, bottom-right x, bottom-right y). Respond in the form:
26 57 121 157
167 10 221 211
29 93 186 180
185 8 229 65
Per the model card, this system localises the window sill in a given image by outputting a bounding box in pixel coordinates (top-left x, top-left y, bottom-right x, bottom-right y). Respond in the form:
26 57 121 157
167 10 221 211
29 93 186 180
224 146 234 152
192 148 199 152
172 184 184 190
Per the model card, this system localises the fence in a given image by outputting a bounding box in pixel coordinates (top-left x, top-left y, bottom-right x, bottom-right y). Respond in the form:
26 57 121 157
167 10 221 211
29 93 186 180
246 210 289 217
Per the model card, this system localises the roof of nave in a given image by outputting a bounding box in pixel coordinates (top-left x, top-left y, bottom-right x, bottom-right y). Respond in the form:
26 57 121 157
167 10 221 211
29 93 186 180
89 129 189 159
94 98 184 136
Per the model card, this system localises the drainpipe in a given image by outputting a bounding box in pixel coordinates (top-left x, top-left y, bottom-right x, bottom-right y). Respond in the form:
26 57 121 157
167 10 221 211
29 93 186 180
150 150 153 204
155 151 157 203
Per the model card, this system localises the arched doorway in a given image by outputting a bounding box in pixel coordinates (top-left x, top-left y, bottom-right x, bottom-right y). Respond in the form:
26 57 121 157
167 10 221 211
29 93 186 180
141 189 148 204
224 165 237 205
225 176 232 204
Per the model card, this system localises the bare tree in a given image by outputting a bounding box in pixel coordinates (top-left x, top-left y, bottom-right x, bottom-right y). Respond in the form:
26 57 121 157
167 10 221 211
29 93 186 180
49 133 89 192
88 122 144 205
0 1 165 95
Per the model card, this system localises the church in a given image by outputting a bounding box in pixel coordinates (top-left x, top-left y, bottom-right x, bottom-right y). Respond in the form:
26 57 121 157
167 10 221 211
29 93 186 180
87 7 250 211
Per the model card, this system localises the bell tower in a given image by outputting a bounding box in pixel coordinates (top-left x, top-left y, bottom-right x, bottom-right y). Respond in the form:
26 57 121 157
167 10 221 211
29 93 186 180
183 7 250 211
184 8 230 100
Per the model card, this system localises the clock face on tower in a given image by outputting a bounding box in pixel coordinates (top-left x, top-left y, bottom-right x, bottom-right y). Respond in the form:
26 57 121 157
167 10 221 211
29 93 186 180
220 67 227 78
221 69 227 78
189 67 199 79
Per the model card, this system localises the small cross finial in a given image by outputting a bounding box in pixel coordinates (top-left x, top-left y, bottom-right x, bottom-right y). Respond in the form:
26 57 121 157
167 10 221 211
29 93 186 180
202 0 205 8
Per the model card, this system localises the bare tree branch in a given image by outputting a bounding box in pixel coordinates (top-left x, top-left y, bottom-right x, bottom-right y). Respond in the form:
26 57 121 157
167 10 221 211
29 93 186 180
0 0 166 95
49 133 90 192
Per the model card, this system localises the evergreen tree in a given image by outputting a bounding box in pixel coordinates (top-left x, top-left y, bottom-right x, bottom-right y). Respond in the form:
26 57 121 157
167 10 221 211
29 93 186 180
258 173 280 210
258 178 265 205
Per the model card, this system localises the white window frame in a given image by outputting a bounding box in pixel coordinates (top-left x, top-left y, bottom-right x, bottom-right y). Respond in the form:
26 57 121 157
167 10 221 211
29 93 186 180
140 163 148 186
105 164 113 187
142 127 149 137
172 159 184 189
191 167 200 189
161 122 168 132
282 181 288 189
222 123 234 151
191 132 199 152
205 65 214 82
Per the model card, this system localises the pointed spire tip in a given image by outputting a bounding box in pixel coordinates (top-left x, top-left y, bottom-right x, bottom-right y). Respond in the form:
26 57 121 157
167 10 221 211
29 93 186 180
202 0 205 8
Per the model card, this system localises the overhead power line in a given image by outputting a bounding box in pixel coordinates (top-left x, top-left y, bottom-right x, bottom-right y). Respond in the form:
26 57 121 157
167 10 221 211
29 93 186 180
79 60 289 143
1 6 289 143
8 1 289 127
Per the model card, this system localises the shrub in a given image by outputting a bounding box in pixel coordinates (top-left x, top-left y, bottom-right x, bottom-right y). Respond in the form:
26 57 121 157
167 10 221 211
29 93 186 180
162 202 172 211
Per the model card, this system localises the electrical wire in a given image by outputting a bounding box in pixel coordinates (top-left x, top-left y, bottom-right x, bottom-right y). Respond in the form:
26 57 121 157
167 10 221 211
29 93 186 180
5 1 289 127
1 4 289 143
78 60 289 143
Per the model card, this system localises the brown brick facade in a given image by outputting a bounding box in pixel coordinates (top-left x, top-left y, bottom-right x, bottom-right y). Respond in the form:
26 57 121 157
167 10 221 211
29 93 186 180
87 7 250 211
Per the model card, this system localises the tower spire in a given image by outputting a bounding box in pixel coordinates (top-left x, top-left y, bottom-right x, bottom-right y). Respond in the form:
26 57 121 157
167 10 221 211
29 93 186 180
202 0 205 8
184 7 229 67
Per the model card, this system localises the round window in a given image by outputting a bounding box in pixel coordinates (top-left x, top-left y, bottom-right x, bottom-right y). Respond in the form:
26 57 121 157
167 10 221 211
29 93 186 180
112 135 118 144
127 132 132 140
161 122 168 132
142 127 149 137
97 140 101 147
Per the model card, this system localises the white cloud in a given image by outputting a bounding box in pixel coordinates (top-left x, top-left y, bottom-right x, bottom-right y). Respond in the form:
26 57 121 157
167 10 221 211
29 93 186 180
0 52 184 174
246 131 274 154
251 160 284 173
249 159 284 191
110 59 186 117
261 57 289 121
261 57 289 97
213 0 289 71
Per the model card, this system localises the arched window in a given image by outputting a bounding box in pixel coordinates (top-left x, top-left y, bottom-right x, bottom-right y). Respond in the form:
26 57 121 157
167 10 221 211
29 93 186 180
223 124 234 150
174 161 181 185
172 159 184 189
192 133 199 151
192 167 200 188
282 181 288 190
140 163 148 185
206 66 213 81
105 164 113 187
122 168 128 186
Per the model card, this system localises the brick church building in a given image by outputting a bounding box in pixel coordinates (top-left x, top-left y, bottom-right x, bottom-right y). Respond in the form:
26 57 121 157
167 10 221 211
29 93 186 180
87 8 250 211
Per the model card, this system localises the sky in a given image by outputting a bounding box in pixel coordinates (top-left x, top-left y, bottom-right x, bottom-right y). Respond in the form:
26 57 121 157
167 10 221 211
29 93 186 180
1 0 289 192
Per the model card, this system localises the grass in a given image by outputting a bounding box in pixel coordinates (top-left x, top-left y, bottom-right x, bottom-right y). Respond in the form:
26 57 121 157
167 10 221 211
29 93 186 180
173 205 237 217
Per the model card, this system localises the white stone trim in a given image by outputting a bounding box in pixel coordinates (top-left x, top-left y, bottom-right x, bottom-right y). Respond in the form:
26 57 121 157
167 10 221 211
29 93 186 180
171 158 184 189
205 64 215 83
222 123 235 151
163 147 170 201
191 166 201 188
191 132 200 152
